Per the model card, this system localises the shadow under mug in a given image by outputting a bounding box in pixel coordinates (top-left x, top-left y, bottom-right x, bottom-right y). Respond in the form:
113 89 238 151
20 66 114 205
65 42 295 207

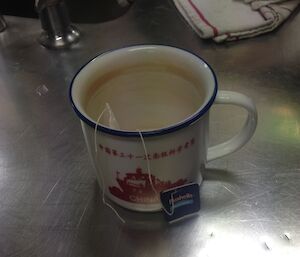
69 45 257 212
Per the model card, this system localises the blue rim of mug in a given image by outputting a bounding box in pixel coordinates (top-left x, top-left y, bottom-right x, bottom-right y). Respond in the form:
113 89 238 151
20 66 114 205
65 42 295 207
69 45 218 138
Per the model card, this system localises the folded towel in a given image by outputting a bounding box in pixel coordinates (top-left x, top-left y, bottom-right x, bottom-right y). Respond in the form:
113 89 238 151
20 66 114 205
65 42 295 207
174 0 300 42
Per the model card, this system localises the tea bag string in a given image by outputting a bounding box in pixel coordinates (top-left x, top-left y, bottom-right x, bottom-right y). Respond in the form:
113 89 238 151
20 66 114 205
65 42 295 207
94 106 125 224
137 130 175 216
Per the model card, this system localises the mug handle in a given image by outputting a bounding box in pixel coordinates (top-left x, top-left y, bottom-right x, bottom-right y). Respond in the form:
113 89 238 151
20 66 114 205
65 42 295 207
207 90 257 162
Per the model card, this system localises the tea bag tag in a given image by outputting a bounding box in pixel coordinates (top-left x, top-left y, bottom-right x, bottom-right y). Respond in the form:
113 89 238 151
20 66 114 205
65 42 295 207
160 183 200 223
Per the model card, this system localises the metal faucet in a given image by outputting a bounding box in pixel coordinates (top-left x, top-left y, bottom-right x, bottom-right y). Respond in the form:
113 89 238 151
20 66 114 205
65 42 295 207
36 0 80 49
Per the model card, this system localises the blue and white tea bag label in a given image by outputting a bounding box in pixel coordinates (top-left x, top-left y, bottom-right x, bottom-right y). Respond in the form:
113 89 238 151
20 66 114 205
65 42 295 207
160 183 200 222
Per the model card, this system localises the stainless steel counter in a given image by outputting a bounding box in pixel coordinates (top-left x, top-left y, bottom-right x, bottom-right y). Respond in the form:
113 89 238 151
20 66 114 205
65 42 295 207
0 0 300 256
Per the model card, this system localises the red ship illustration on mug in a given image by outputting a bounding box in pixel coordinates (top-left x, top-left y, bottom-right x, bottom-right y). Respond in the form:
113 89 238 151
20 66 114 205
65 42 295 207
109 167 187 204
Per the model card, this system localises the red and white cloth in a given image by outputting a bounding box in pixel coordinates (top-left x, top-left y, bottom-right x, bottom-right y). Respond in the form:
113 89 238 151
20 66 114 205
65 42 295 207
174 0 300 42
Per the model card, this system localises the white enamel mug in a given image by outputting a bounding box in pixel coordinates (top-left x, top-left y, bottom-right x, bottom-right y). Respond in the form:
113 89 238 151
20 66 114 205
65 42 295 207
70 45 257 212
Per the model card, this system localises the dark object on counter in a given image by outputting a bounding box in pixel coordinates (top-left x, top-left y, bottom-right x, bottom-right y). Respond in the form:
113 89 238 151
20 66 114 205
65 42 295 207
0 0 132 23
1 0 37 18
0 14 7 32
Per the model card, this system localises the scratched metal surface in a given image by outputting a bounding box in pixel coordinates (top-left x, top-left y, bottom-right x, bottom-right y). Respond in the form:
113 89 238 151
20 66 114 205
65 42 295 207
0 0 300 256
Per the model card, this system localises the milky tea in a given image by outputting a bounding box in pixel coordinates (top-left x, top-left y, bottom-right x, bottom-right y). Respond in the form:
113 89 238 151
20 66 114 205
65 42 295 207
84 63 204 131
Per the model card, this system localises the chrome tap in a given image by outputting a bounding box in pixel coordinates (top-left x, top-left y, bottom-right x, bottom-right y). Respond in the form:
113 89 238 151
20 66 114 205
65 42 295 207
36 0 80 49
